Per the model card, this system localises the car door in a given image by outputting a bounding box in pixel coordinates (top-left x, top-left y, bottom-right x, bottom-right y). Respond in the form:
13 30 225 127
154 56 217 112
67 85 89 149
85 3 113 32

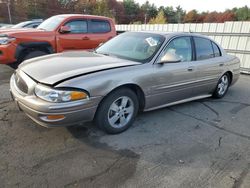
56 19 91 51
87 19 114 49
192 37 225 95
149 36 197 108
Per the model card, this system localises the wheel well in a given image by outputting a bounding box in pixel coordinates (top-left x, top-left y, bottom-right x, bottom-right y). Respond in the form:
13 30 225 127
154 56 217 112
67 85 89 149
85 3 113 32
225 71 233 84
100 84 146 112
121 84 145 111
15 42 53 62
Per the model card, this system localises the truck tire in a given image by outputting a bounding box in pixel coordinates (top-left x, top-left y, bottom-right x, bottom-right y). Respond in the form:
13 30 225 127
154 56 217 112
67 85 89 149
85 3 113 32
9 50 48 69
23 50 48 61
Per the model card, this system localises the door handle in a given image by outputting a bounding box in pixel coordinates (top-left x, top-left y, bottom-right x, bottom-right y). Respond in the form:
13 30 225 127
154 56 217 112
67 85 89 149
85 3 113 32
82 37 90 40
187 66 194 71
219 63 224 67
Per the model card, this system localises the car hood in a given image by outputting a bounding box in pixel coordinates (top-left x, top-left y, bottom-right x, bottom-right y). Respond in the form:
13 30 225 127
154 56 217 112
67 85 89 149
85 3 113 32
0 28 49 36
19 51 140 85
0 28 25 33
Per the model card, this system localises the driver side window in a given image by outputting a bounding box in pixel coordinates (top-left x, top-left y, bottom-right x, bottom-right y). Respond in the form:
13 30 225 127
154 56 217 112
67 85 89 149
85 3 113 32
160 37 192 62
64 20 87 34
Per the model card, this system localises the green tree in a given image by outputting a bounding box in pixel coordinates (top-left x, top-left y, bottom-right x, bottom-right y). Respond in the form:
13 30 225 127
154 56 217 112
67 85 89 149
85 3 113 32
160 6 185 23
235 6 250 21
160 6 175 23
1 1 250 25
175 6 185 23
123 0 141 23
141 1 158 23
148 10 167 24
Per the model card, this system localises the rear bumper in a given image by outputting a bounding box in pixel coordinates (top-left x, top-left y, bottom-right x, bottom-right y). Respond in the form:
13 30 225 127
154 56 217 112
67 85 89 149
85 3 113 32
10 74 102 127
0 43 17 64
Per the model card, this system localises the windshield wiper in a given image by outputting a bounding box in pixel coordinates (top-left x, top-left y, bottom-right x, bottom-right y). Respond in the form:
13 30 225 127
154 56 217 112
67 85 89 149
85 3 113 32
94 51 119 58
94 51 110 56
100 53 110 56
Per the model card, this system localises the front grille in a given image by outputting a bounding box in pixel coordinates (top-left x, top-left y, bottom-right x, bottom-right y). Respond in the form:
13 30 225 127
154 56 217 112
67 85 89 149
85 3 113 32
15 73 28 94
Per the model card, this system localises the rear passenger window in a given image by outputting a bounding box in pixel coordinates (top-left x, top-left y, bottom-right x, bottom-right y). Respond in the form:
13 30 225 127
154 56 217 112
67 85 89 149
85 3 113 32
89 20 111 33
194 37 214 60
212 42 221 57
65 20 87 34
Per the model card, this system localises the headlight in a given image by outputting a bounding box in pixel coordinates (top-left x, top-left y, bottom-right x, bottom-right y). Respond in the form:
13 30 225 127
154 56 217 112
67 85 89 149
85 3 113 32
0 36 16 45
35 84 89 103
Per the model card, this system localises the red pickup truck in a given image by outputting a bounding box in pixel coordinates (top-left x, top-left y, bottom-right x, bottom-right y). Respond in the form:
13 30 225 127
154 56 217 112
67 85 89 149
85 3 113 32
0 14 116 68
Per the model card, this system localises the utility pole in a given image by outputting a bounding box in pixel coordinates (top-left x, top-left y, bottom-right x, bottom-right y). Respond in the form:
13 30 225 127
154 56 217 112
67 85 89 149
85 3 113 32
7 0 12 24
144 13 147 24
34 0 37 18
0 0 12 23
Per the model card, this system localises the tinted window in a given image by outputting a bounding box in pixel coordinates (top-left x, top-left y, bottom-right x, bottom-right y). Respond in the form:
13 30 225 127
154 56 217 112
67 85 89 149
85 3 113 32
12 21 30 28
194 37 214 60
212 42 221 57
161 37 192 62
25 23 40 28
65 20 87 34
89 20 111 33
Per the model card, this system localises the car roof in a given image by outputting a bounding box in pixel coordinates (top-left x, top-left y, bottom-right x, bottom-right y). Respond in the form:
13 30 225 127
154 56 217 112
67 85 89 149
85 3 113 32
127 31 212 40
12 20 43 28
125 31 224 54
55 14 112 20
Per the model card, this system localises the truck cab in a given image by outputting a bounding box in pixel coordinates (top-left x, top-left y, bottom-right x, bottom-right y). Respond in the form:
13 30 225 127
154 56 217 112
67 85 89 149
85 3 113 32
0 14 116 68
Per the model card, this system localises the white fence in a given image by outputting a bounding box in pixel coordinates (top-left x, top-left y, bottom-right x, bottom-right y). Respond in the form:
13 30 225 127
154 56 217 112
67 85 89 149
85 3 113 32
116 22 250 73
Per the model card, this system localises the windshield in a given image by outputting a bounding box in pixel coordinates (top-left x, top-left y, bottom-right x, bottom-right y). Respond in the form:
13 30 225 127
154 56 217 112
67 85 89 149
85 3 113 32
95 32 165 63
37 16 65 31
12 21 30 28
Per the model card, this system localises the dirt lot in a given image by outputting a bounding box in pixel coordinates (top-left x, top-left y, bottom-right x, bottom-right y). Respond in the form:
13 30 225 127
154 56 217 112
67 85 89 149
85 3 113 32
0 64 250 188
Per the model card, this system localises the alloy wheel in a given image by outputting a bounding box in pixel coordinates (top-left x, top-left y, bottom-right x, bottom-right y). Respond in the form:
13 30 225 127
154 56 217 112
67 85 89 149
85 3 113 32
217 74 229 96
108 96 134 129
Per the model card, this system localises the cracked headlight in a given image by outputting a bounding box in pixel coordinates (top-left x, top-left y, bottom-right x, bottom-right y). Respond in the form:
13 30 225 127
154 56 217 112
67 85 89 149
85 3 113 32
35 84 89 103
0 36 16 45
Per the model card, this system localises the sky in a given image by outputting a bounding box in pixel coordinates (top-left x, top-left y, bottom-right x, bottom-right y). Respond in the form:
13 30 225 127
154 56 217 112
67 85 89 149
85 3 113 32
134 0 250 12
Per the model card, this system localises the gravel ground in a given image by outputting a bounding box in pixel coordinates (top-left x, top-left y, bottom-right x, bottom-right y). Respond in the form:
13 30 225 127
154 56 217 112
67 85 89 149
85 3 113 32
0 64 250 188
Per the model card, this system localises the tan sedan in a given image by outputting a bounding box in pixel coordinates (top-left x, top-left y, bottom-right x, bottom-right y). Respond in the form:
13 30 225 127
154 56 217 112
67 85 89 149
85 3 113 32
10 32 240 134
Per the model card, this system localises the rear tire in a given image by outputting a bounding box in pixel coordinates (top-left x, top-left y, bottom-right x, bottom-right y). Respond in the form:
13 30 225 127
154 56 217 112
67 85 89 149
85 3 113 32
95 88 139 134
213 73 230 98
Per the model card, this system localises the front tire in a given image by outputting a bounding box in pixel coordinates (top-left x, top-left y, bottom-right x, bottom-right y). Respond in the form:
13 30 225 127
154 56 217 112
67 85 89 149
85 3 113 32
9 50 48 69
23 50 48 61
95 88 139 134
213 73 230 98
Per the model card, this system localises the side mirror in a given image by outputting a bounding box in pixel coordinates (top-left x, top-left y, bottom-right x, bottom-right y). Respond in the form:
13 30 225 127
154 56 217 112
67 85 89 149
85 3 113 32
59 26 71 34
158 52 181 64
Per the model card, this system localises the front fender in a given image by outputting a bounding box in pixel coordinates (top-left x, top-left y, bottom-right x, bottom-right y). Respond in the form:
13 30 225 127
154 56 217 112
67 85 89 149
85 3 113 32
15 42 54 61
